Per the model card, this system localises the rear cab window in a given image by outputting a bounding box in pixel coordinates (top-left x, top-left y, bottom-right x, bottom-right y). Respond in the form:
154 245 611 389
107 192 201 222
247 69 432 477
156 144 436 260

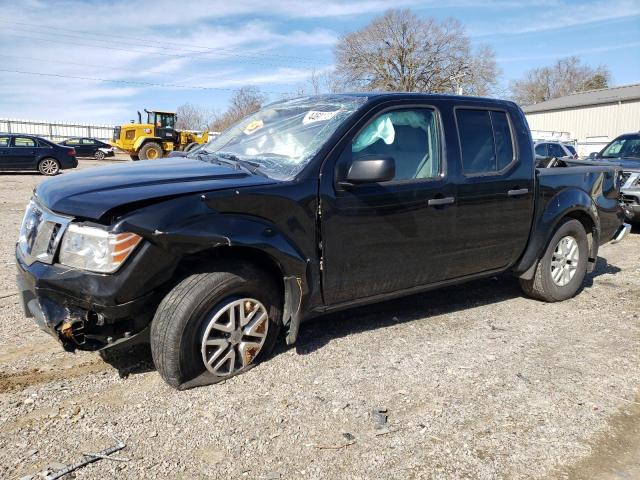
455 108 516 175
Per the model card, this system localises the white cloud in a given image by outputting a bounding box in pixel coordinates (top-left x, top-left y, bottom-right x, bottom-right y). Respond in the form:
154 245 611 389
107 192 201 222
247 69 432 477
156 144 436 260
472 0 640 37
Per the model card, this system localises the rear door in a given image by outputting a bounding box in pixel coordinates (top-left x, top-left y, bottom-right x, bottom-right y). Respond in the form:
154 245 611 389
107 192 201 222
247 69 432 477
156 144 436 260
80 138 97 156
449 107 534 278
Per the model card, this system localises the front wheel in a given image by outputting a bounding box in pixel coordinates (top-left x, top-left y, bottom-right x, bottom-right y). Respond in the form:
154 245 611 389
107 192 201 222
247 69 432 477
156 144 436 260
95 150 106 161
38 158 60 176
520 218 588 302
139 142 163 160
150 262 282 389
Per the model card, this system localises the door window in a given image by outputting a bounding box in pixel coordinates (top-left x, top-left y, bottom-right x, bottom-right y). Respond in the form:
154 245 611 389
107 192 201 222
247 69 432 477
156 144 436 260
548 143 566 158
66 138 81 145
456 109 515 174
81 138 96 144
535 143 548 156
0 136 9 147
350 109 441 181
12 137 36 147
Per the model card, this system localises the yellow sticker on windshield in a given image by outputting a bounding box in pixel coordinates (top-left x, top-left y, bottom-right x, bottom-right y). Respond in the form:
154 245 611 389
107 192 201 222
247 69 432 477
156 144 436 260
243 119 264 135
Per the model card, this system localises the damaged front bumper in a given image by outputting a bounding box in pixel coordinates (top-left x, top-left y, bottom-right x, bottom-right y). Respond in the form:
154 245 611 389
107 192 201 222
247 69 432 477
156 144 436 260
16 248 158 352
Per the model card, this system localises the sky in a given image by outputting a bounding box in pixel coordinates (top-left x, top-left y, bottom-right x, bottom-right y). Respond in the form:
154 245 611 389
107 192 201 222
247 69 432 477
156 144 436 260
0 0 639 125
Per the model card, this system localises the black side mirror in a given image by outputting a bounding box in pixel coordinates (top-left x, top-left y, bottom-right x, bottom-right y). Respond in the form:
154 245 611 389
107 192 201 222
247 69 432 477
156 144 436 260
341 155 395 187
588 152 599 159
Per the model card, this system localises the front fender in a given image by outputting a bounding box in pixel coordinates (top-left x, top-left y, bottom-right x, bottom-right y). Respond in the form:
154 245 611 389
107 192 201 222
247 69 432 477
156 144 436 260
114 194 311 342
133 136 161 151
513 187 600 278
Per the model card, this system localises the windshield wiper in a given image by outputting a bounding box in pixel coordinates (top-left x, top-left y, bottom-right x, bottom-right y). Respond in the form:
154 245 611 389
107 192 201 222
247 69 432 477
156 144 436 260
196 151 268 177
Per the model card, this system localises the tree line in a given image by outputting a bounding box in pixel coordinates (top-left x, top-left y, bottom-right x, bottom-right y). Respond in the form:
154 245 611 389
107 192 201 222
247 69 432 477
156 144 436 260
176 9 611 131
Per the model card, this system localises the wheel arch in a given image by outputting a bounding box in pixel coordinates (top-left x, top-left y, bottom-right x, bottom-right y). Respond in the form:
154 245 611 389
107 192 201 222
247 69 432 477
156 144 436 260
133 136 163 152
514 187 600 279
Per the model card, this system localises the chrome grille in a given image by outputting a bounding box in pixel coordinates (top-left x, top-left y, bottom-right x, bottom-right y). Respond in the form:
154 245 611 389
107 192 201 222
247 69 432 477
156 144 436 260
18 199 72 266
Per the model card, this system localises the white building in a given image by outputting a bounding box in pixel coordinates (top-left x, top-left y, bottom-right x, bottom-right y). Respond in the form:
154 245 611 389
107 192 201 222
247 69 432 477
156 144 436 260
523 83 640 156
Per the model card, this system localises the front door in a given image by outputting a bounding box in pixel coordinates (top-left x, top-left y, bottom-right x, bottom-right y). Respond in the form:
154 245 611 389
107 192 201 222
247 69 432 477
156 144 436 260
320 106 457 305
0 135 12 168
9 136 39 170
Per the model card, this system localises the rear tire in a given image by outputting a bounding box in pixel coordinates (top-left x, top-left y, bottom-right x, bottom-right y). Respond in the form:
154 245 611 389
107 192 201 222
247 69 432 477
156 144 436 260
139 142 163 160
184 142 198 152
150 261 282 389
95 150 106 161
38 158 60 176
519 218 588 302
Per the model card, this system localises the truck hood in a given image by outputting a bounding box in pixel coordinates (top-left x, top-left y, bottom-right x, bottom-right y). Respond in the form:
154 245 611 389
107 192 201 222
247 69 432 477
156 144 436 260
575 157 640 171
35 157 277 220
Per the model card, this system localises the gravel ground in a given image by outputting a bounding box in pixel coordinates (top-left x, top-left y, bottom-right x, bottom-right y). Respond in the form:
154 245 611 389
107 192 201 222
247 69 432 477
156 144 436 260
0 159 639 480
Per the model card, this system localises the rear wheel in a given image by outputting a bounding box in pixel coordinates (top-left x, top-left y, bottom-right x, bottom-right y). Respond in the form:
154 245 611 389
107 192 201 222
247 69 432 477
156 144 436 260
38 158 60 176
150 261 282 389
184 142 198 152
520 218 588 302
95 150 106 161
139 142 163 160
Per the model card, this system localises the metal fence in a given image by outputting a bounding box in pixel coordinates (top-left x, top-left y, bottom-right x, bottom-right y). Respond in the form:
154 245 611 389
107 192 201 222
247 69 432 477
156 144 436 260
0 118 115 143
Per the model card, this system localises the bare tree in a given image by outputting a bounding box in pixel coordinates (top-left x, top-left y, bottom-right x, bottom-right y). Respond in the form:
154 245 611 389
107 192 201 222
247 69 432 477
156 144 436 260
333 9 498 95
211 86 267 132
510 56 611 105
175 103 212 130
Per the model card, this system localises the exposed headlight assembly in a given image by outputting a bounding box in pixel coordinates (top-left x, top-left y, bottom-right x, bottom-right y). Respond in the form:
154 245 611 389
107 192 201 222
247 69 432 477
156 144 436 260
59 224 142 273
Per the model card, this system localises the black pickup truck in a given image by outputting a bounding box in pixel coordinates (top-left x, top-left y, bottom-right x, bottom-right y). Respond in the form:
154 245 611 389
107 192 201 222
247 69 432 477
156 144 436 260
16 94 629 389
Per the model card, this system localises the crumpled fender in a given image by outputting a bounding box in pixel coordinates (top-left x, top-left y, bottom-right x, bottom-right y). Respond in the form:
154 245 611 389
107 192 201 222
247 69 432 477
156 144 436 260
113 194 310 343
513 187 600 279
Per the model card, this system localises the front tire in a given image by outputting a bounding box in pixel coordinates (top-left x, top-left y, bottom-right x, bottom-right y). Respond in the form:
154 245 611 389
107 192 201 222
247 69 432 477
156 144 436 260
38 158 60 176
150 261 282 389
139 142 163 160
130 154 139 161
520 218 588 302
95 150 106 161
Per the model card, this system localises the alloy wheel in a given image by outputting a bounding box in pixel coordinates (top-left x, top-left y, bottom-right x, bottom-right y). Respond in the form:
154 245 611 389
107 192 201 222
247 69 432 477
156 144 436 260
40 159 59 175
550 235 579 286
200 298 269 377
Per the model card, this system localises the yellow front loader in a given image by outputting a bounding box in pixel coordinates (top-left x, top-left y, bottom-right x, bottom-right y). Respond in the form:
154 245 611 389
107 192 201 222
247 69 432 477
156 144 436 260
111 109 209 160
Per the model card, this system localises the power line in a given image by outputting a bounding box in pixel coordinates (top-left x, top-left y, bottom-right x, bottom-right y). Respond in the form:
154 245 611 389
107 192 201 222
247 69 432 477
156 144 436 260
0 68 293 95
0 19 322 66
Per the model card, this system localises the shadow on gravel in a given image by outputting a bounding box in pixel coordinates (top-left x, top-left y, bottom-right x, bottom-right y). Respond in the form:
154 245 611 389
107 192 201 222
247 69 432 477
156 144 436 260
98 343 155 378
291 255 620 356
93 256 622 374
291 274 522 356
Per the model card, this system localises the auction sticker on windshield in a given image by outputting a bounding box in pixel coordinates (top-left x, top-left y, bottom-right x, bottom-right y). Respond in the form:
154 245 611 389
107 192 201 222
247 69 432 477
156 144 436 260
243 119 264 135
303 110 340 125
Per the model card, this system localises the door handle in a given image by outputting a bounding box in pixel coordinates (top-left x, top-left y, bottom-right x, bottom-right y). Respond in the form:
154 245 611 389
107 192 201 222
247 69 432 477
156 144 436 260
428 196 455 206
507 188 529 197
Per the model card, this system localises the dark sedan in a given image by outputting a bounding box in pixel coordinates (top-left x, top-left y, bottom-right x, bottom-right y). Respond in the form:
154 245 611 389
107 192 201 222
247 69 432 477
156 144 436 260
59 137 114 160
0 134 77 175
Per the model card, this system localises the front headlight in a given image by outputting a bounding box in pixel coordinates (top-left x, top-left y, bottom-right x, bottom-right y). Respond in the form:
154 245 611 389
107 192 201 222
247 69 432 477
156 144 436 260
59 224 142 273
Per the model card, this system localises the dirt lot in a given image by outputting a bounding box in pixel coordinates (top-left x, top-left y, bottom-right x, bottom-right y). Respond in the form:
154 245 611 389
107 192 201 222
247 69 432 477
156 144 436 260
1 159 639 479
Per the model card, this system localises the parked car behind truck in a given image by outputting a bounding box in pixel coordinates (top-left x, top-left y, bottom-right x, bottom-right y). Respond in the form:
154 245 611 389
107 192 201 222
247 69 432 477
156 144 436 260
583 132 640 223
16 94 629 390
0 134 77 175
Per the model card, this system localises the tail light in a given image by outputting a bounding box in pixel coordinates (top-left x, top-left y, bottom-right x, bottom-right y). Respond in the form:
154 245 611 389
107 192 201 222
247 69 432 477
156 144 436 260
68 148 76 156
